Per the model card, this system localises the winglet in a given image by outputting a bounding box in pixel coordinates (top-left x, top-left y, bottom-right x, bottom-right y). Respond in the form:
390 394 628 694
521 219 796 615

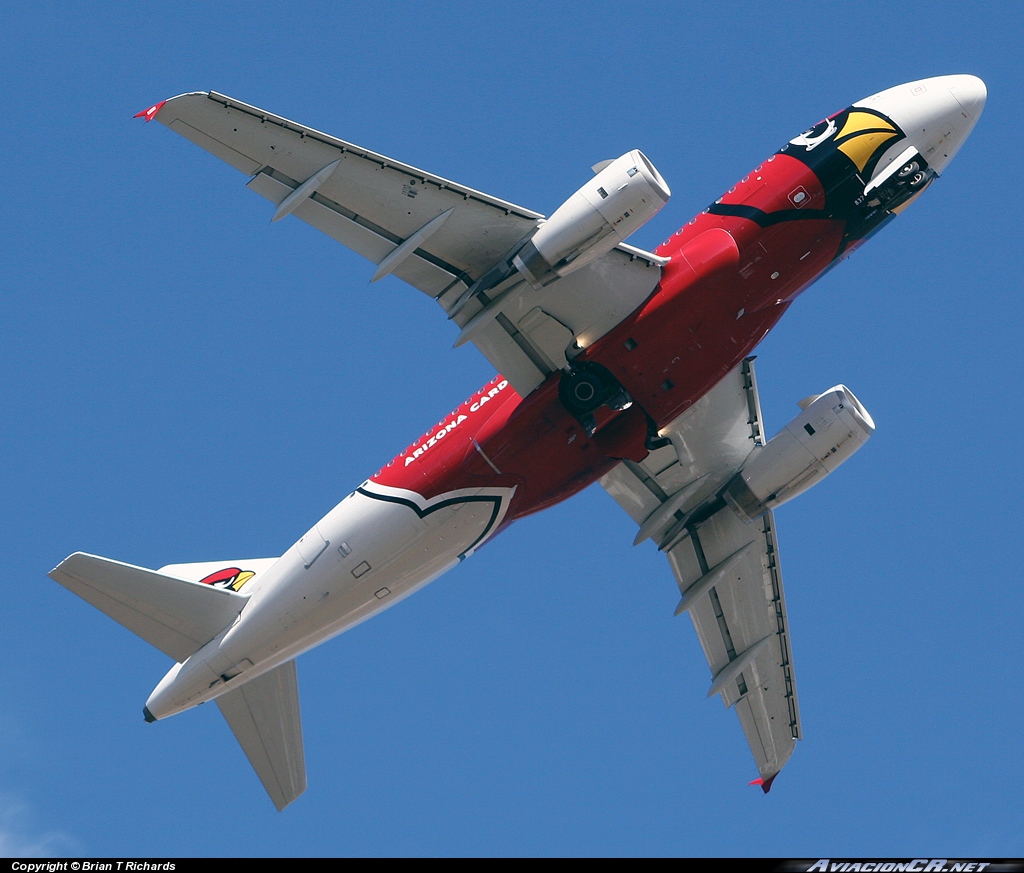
134 100 167 122
749 773 778 793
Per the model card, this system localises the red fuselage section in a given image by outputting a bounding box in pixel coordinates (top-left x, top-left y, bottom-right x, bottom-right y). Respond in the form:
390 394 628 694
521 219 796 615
371 103 911 540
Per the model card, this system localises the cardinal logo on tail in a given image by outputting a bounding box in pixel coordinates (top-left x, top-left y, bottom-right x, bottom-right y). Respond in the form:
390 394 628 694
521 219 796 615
198 566 256 592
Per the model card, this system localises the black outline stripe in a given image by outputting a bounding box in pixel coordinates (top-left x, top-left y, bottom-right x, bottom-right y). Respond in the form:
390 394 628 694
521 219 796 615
706 203 832 227
356 487 505 557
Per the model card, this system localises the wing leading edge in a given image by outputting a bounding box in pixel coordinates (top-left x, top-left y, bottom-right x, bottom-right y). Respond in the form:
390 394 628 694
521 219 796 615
149 92 665 396
600 359 801 788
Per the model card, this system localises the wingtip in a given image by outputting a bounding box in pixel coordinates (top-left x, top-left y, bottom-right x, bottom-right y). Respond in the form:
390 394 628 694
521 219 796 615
48 551 87 580
134 100 167 122
749 773 778 794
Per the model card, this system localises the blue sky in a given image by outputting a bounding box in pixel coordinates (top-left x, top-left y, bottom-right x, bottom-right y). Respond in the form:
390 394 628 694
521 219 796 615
2 0 1022 857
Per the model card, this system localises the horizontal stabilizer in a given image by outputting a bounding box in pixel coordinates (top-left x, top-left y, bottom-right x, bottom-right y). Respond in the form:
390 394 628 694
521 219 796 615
48 552 274 662
216 660 306 811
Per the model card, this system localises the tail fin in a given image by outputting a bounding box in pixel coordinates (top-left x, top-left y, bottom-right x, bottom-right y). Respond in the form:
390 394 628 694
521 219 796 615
48 552 277 662
49 552 305 809
216 659 306 810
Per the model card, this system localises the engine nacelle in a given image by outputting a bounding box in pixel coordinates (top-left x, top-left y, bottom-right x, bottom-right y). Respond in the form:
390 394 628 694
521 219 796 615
512 150 670 289
722 385 875 522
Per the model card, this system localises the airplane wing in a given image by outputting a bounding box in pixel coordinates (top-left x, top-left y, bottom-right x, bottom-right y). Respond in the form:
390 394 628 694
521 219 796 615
216 659 306 811
149 92 666 396
599 358 801 788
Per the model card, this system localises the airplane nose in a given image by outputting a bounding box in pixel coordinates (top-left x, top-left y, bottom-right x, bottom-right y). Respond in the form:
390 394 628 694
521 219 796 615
855 74 986 177
948 74 987 119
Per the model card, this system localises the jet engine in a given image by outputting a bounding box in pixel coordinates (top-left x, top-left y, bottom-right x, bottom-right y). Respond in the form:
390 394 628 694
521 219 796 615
722 385 875 522
512 150 670 289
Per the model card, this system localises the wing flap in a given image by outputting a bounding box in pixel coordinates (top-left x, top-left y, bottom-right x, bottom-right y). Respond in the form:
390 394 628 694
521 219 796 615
247 169 391 262
216 660 306 811
486 247 663 352
48 552 252 662
471 320 547 395
247 169 464 299
600 360 764 531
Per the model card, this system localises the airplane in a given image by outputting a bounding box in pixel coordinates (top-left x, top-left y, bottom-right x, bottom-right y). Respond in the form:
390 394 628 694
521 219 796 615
50 75 986 810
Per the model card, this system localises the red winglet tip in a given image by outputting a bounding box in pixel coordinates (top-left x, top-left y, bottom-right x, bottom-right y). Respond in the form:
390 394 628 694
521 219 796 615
749 773 778 794
134 100 167 122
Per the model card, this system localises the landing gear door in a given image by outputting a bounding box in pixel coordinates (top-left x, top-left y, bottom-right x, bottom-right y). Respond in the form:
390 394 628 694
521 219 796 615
863 147 936 214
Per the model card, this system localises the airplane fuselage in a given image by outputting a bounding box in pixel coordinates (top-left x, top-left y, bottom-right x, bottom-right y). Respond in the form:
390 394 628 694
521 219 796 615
145 77 984 721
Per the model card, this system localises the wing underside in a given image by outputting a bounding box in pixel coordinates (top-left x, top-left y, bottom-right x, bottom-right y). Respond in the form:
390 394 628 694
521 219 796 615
153 91 665 396
216 659 306 811
48 552 253 663
599 359 801 786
